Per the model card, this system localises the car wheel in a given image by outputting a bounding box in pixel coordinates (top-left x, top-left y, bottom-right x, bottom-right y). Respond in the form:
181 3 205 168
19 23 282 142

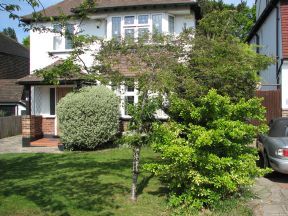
263 151 270 168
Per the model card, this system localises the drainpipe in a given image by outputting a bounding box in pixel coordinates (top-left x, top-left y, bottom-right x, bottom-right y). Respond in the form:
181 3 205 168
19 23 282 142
276 5 280 87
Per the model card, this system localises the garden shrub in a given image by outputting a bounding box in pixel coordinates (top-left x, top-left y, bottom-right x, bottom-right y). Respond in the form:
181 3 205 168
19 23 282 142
145 90 271 210
57 86 119 150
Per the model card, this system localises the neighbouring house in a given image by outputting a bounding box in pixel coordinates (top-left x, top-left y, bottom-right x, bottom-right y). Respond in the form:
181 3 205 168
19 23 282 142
248 0 288 119
18 0 201 145
0 33 29 116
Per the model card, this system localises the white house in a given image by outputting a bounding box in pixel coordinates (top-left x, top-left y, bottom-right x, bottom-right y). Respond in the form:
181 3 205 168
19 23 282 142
18 0 201 143
248 0 288 117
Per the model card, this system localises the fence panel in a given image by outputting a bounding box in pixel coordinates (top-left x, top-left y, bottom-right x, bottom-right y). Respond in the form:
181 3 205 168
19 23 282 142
256 90 281 123
0 116 22 139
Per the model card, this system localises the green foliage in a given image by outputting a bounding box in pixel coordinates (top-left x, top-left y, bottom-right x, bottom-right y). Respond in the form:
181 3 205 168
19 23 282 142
22 36 30 48
198 0 256 41
57 86 119 150
2 27 17 41
171 32 273 101
0 110 6 117
145 90 270 210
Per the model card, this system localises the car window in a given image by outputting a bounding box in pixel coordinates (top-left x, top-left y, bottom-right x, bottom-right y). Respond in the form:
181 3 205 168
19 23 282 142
269 119 288 137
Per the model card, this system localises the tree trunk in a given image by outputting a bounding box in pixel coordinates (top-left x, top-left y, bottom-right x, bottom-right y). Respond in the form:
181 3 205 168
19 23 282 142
131 146 141 201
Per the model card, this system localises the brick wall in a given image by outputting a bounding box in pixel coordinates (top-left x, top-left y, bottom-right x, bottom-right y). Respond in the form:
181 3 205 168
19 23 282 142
42 117 55 135
281 0 288 58
22 115 43 138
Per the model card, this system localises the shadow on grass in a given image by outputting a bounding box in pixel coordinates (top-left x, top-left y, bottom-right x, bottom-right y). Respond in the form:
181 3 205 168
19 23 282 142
0 152 159 215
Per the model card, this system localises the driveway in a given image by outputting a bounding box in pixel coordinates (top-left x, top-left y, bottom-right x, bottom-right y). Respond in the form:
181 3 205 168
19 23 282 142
250 172 288 216
0 135 61 153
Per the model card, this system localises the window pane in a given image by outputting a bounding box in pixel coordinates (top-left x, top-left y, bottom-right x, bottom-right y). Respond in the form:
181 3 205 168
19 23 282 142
53 24 62 33
169 16 175 34
65 24 74 50
138 28 149 41
124 16 135 25
152 14 162 33
125 29 135 40
138 15 148 24
112 17 121 39
125 96 135 115
53 36 62 50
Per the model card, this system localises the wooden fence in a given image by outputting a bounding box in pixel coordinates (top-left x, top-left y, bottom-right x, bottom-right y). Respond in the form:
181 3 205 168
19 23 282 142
0 116 22 139
256 90 282 123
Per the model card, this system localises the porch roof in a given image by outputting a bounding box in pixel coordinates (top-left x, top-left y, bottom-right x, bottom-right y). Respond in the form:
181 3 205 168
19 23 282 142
17 74 81 85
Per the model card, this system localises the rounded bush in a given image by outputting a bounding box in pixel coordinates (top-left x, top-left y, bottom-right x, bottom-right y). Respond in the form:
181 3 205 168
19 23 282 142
57 86 120 150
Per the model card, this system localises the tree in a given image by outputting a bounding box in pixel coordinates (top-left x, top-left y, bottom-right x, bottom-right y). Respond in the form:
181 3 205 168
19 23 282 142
2 27 18 41
145 90 271 210
22 36 30 48
198 0 256 41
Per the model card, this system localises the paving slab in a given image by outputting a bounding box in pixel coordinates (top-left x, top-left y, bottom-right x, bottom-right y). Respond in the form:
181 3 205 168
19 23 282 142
250 172 288 216
0 135 62 153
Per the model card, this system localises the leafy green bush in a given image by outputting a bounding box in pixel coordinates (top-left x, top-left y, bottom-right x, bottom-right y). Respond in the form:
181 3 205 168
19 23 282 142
57 86 119 150
145 90 270 210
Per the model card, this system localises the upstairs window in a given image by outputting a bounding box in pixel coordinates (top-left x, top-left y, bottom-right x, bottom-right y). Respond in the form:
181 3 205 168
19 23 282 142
65 24 74 50
112 17 121 40
168 15 175 34
152 14 162 33
124 16 135 25
53 23 74 51
53 24 62 50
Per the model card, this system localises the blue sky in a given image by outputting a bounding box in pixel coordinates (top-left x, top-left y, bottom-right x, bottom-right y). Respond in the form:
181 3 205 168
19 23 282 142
0 0 254 43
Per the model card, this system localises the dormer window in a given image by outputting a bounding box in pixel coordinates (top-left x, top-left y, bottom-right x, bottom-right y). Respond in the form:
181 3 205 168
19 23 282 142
53 23 74 51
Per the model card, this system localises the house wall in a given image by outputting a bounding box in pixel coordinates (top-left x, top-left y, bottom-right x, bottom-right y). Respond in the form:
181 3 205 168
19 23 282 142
256 0 270 19
30 7 196 72
250 3 282 90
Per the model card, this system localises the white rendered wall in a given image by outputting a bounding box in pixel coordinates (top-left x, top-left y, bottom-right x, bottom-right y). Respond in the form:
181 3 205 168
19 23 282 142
281 62 288 109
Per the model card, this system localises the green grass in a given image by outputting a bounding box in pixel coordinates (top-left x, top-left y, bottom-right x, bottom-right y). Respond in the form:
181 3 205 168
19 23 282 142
0 147 254 216
0 148 168 216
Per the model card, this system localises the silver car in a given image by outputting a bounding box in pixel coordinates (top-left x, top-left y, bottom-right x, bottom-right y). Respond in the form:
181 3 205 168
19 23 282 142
257 118 288 174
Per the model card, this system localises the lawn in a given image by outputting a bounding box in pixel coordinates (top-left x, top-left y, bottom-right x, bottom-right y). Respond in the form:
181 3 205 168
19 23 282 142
0 148 168 216
0 147 254 216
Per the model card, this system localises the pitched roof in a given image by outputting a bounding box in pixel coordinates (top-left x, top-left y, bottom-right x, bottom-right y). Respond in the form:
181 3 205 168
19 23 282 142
0 79 24 103
0 33 29 58
22 0 199 22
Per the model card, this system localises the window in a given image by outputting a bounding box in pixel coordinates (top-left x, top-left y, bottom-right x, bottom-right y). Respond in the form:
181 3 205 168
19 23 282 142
169 16 175 34
53 23 74 50
125 29 135 40
124 16 135 25
50 88 55 115
53 24 62 50
152 14 162 33
112 17 121 40
138 28 149 41
125 96 135 115
138 15 148 24
65 24 74 50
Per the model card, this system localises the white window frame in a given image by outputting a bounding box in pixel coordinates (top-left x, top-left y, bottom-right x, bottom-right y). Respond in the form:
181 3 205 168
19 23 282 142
111 13 165 40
